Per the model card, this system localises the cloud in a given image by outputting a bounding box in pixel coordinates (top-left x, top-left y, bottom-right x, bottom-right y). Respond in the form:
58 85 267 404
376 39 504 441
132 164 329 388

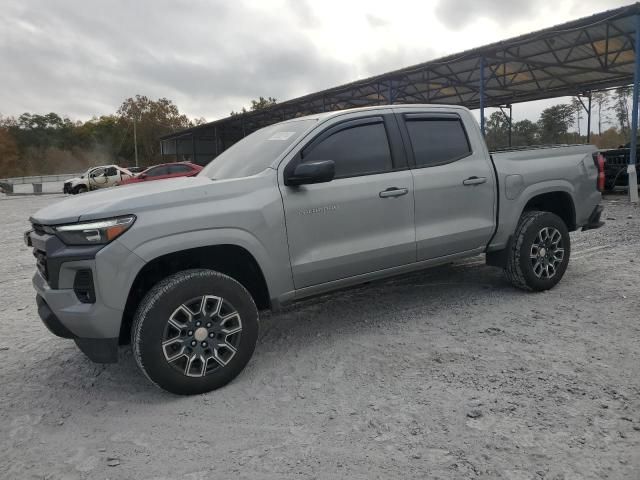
434 0 537 29
365 14 389 28
0 0 630 122
0 0 350 121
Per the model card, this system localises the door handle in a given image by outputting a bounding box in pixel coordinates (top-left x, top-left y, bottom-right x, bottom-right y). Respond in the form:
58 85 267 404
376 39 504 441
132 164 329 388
379 187 409 198
463 176 487 186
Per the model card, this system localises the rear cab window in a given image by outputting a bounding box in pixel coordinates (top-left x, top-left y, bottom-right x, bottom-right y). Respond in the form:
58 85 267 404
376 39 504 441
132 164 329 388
403 114 472 168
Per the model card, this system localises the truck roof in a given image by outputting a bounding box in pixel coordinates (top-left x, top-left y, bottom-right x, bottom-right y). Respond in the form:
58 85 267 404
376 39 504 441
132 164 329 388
281 103 472 124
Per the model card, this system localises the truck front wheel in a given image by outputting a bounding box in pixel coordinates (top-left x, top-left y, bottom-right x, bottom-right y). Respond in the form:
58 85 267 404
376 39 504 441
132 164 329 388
504 211 571 291
132 269 259 395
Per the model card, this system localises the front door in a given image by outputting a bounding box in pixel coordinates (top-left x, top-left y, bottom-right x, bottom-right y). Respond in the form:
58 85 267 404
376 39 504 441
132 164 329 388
279 114 416 289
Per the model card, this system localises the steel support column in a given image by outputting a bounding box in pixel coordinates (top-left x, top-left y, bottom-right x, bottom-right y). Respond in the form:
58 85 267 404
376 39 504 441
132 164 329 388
480 57 486 136
629 14 640 203
586 92 592 143
508 104 513 147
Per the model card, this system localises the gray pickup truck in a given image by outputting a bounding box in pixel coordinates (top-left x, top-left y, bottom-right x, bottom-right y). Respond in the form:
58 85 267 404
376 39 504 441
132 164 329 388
25 105 604 395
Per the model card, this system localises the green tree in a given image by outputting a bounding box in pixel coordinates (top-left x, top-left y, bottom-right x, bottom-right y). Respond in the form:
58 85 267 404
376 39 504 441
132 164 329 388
538 104 575 143
591 90 611 136
484 111 510 149
612 86 632 136
231 96 277 116
512 119 539 146
571 97 583 136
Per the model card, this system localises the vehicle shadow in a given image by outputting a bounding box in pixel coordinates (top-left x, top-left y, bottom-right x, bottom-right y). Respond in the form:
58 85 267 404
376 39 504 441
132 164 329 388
45 258 513 400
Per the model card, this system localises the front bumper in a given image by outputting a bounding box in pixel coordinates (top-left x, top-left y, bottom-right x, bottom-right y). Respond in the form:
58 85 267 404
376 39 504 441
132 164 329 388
36 295 118 363
582 204 605 231
26 224 146 364
34 272 120 363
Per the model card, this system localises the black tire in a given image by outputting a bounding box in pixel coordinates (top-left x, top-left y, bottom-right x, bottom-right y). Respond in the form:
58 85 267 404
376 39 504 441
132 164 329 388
504 211 571 291
73 185 88 194
132 269 259 395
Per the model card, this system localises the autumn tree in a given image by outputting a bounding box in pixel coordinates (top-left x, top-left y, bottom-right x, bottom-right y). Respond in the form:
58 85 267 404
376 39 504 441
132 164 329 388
0 127 21 177
117 95 192 166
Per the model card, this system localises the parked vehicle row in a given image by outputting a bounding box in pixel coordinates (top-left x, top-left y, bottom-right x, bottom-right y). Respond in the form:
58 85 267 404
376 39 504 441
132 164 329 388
27 104 604 395
64 162 202 194
599 144 640 191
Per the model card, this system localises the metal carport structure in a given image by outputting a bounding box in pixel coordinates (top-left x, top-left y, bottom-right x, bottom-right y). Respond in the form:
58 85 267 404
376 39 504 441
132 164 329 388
162 2 640 202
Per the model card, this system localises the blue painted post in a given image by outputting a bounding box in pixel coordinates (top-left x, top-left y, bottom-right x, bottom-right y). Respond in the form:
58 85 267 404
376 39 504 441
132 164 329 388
480 57 486 136
629 15 640 202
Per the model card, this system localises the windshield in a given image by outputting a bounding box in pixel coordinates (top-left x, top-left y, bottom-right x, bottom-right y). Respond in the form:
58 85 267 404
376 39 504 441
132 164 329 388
200 119 316 180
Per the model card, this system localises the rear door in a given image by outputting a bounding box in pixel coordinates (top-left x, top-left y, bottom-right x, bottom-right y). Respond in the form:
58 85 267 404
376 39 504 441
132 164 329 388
279 112 416 289
397 110 496 261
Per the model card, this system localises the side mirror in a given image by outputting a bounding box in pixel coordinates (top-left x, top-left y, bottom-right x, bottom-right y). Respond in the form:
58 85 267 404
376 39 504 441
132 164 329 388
285 160 335 186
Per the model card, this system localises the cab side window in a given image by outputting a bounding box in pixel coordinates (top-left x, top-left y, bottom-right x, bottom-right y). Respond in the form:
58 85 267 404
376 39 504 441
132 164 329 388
147 166 169 177
105 167 118 176
169 164 192 174
302 121 393 178
405 118 471 168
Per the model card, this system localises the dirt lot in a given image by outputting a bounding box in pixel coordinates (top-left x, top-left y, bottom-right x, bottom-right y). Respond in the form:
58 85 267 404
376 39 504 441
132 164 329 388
0 194 638 480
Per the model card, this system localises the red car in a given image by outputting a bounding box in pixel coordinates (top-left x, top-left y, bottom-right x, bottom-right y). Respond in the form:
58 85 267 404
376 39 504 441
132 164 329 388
118 162 203 185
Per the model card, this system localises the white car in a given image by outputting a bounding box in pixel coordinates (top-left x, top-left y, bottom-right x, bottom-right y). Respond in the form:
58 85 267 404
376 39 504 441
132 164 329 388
63 165 134 195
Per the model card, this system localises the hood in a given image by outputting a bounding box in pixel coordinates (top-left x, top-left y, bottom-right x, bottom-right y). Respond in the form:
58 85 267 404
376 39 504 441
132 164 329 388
66 176 83 184
32 176 215 225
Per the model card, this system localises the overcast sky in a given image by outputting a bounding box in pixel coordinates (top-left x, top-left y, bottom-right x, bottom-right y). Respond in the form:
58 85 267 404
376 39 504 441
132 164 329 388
0 0 632 126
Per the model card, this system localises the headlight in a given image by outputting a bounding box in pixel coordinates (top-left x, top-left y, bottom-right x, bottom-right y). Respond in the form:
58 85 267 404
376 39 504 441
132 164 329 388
55 215 135 245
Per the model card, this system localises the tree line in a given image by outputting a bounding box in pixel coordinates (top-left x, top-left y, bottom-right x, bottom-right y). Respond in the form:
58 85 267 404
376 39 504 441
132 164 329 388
0 95 206 178
484 87 633 150
0 89 636 178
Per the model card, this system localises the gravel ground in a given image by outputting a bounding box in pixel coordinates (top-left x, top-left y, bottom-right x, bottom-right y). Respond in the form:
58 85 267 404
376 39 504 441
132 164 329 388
0 193 639 480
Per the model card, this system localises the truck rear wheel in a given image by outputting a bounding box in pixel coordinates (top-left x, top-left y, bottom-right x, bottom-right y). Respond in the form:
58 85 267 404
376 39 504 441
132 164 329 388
132 269 258 395
73 185 87 194
504 211 570 291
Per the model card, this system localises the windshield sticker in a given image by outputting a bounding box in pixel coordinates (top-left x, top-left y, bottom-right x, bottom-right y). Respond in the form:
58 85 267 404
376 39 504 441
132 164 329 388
267 131 295 141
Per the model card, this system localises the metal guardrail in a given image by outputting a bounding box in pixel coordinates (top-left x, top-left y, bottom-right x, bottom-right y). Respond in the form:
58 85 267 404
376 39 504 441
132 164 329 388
0 173 82 185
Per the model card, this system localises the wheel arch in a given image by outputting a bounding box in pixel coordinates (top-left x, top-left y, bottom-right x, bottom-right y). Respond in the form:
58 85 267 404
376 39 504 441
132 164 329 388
119 243 272 345
521 190 576 231
488 181 577 261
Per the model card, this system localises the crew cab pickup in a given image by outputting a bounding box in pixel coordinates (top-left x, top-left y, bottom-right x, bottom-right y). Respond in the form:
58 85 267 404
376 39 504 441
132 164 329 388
26 105 604 395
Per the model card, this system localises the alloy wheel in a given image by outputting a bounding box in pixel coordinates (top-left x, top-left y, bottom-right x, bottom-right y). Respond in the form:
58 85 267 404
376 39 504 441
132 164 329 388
529 227 565 279
161 295 242 377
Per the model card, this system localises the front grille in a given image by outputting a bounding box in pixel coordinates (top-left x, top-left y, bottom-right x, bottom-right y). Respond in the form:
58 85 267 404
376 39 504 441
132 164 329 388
33 249 48 281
